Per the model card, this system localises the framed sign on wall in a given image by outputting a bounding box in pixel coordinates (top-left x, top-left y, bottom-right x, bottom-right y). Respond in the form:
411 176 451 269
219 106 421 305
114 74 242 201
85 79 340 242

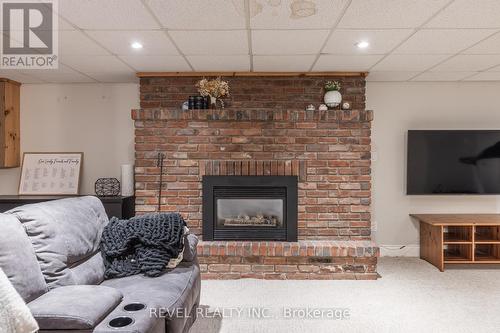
18 152 83 195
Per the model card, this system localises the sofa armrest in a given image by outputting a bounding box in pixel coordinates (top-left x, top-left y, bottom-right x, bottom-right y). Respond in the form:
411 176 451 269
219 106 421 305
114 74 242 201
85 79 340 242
28 285 122 330
182 234 199 262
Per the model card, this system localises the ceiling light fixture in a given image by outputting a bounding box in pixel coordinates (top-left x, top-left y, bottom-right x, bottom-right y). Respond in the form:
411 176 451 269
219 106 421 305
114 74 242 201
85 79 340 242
356 41 370 49
131 42 143 49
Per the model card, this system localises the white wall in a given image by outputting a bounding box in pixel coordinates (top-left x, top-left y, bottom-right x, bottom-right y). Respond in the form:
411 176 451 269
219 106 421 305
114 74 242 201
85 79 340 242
0 83 138 195
368 82 500 256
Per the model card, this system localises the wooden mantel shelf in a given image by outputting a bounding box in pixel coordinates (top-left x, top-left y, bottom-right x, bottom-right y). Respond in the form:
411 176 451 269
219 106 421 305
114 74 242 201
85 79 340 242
411 214 500 271
136 71 368 78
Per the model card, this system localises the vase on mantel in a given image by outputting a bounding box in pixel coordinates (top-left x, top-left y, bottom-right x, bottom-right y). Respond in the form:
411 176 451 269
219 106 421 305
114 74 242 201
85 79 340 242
324 90 342 108
209 95 226 109
209 95 217 109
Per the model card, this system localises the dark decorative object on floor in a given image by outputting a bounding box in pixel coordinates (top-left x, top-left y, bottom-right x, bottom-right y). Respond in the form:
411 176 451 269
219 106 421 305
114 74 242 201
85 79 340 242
95 178 120 196
100 212 187 278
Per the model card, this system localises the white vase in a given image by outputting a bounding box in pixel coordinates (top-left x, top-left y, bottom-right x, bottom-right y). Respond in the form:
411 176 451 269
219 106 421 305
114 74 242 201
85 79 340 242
121 164 134 196
210 95 217 109
324 90 342 108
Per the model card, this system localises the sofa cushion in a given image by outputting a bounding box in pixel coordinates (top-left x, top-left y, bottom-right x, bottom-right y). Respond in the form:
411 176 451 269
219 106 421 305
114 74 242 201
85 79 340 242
69 251 106 285
0 213 48 302
7 196 109 288
101 263 201 317
28 285 122 330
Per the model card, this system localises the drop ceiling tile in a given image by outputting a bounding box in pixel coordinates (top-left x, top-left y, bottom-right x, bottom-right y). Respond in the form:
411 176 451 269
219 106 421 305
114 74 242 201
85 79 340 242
119 55 191 72
145 0 246 29
250 0 349 29
61 56 133 73
253 55 316 71
187 55 250 71
432 55 500 72
58 17 76 30
86 72 138 83
4 16 73 31
21 66 96 83
394 29 496 54
339 0 449 29
411 71 477 81
86 31 178 56
489 65 500 72
371 54 449 71
59 30 109 56
324 29 414 55
464 72 500 81
252 30 328 55
426 0 500 28
366 71 420 81
0 70 45 83
313 54 383 71
58 0 160 30
464 32 500 55
170 31 248 55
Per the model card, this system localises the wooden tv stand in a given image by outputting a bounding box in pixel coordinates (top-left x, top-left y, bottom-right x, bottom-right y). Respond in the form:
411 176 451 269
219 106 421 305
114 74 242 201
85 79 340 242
411 214 500 271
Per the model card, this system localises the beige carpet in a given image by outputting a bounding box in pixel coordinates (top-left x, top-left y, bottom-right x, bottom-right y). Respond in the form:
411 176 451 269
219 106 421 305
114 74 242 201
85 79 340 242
190 257 500 333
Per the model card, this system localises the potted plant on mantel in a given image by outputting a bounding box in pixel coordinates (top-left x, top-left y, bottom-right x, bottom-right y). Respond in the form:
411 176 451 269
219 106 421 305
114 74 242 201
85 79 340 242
196 77 230 109
324 80 342 108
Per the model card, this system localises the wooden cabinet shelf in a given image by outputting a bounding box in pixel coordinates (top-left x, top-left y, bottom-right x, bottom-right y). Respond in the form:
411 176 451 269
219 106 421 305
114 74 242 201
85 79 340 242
444 225 472 242
474 240 500 244
411 214 500 271
475 225 500 243
475 244 500 261
443 235 472 243
444 244 473 262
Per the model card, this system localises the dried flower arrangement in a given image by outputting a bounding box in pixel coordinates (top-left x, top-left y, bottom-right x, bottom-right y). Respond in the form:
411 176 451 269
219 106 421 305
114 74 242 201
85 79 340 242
196 77 230 108
324 80 341 91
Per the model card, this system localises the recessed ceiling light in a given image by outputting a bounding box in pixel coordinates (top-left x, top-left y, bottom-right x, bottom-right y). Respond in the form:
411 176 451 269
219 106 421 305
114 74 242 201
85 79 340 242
131 42 143 49
356 41 370 49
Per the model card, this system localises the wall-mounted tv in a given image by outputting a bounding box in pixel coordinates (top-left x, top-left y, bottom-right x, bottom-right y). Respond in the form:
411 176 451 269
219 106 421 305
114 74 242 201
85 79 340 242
407 130 500 195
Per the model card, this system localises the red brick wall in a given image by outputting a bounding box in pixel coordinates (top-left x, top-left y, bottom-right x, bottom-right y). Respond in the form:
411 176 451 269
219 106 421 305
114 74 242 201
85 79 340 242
133 75 372 241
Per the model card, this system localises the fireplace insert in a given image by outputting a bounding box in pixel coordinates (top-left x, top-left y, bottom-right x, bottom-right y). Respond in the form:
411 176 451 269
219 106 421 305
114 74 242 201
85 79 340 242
202 176 298 241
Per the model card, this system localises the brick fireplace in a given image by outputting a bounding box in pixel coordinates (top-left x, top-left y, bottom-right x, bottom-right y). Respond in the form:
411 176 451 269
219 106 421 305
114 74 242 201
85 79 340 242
132 74 379 280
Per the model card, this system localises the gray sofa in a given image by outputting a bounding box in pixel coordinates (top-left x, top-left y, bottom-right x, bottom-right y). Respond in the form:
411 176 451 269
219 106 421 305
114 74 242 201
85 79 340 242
0 196 201 333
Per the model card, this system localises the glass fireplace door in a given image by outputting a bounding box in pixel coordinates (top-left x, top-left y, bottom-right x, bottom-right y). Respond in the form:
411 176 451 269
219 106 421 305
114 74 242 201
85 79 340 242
216 198 284 228
202 175 298 241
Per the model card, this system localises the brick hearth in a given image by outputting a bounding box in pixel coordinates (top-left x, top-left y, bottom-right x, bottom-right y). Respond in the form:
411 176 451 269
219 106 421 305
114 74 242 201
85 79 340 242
133 74 378 279
197 240 378 280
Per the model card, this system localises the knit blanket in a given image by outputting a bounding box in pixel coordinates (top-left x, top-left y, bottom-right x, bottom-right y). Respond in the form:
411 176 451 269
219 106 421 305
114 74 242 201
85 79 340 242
100 213 187 279
0 268 39 333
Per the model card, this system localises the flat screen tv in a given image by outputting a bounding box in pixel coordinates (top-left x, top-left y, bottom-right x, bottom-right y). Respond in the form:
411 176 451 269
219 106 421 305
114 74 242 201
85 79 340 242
407 130 500 195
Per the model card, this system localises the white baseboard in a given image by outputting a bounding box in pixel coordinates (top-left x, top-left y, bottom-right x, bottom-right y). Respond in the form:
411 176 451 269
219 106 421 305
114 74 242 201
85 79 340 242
379 244 419 257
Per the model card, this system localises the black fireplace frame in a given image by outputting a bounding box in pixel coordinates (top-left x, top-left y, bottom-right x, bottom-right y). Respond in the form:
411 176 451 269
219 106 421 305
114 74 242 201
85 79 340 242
202 176 298 241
